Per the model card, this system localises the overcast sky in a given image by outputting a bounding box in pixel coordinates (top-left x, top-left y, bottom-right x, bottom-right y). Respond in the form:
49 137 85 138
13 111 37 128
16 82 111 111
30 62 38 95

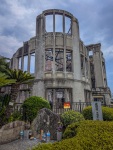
0 0 113 93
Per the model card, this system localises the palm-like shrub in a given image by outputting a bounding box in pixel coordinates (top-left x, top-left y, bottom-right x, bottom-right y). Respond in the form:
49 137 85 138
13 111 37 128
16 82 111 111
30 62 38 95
0 73 16 87
4 69 34 103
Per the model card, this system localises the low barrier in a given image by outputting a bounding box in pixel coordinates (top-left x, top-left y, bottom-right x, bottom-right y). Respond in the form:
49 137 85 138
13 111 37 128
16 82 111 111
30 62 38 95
0 121 25 144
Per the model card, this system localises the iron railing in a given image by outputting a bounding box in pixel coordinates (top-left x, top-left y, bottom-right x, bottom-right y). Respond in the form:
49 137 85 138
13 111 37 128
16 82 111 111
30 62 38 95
13 101 113 115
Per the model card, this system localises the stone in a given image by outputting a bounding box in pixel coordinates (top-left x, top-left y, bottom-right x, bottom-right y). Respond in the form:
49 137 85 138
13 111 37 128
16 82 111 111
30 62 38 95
31 108 61 140
92 101 103 121
0 121 25 144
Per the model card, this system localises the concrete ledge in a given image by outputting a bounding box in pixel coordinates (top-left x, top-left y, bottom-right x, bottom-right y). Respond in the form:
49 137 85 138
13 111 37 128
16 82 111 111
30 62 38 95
0 121 25 144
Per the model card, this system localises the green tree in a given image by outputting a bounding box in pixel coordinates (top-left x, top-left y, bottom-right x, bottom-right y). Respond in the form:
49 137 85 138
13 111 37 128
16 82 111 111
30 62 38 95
22 96 50 123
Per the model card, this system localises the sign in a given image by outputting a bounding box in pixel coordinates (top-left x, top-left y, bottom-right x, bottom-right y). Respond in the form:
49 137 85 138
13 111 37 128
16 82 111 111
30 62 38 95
92 101 103 121
64 102 70 109
56 92 63 98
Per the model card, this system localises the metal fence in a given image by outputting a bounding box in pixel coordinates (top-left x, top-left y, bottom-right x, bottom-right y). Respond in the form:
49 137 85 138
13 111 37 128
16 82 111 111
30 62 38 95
53 102 113 114
14 101 113 115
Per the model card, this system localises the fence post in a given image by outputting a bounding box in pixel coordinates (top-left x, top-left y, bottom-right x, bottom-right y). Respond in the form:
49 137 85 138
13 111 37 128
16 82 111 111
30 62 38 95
79 100 81 113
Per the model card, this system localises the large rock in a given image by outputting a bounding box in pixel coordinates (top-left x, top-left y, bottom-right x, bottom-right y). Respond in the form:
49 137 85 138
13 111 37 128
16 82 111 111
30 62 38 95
31 108 61 140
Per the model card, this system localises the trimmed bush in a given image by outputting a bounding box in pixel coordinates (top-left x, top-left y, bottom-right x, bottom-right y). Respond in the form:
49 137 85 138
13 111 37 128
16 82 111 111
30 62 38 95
31 121 113 150
61 110 84 128
82 106 93 120
22 96 50 123
63 122 80 139
82 106 113 121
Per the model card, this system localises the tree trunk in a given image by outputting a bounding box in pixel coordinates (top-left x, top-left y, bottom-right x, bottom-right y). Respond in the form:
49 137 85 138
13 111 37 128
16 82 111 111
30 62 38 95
10 84 20 103
9 84 20 114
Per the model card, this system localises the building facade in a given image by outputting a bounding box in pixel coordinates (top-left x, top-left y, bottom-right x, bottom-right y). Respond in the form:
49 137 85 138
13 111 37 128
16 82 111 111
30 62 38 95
10 9 111 107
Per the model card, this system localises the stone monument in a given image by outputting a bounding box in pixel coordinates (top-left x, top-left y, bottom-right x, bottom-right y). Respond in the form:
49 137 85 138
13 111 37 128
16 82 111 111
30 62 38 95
92 101 103 121
31 108 61 140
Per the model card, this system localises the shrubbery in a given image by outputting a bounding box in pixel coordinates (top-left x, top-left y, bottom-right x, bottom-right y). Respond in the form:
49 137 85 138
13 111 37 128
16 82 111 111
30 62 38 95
31 121 113 150
8 111 22 122
0 94 11 127
61 110 84 128
82 106 113 121
63 122 80 139
22 96 50 123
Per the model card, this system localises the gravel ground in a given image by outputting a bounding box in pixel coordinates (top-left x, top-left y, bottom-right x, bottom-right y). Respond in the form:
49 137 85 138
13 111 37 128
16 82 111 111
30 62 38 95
0 139 41 150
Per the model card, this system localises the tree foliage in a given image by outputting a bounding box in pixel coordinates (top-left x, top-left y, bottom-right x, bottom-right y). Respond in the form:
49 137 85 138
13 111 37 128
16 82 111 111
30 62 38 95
61 110 85 128
22 96 50 123
0 72 16 87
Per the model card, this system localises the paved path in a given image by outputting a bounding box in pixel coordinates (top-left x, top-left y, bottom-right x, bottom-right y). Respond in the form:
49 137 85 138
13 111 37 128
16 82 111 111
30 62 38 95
0 139 40 150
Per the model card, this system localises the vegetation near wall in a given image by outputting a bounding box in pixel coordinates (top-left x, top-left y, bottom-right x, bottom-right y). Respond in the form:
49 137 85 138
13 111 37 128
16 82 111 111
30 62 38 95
61 110 84 128
82 106 113 121
0 94 11 127
31 121 113 150
22 96 50 123
63 122 80 139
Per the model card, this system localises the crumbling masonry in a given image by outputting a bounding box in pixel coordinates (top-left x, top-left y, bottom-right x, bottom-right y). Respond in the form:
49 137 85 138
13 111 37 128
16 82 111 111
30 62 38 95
9 9 111 107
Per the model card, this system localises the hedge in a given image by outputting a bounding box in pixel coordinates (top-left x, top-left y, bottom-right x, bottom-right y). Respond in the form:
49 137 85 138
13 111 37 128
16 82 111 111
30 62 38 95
31 121 113 150
82 106 113 121
63 122 80 139
22 96 50 123
61 110 84 128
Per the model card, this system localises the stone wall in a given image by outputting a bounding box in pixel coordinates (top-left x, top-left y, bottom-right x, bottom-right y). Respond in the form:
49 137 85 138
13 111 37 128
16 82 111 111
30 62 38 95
0 121 25 144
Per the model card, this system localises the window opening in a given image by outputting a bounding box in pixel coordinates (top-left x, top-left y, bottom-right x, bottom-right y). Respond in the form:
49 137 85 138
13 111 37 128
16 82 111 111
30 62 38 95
55 14 63 32
18 57 21 69
45 15 53 32
81 55 84 76
89 51 93 56
45 49 53 71
23 55 28 71
66 50 72 72
55 49 64 71
65 16 71 34
85 58 88 76
30 53 35 73
46 88 72 109
55 89 64 108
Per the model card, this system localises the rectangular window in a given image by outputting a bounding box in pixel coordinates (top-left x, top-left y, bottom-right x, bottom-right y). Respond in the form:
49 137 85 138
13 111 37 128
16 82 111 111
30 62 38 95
89 51 93 56
65 16 71 34
45 49 53 71
85 58 88 76
55 14 63 32
45 15 53 32
23 55 28 71
66 50 72 72
30 53 35 73
81 55 84 76
55 49 64 71
18 57 21 69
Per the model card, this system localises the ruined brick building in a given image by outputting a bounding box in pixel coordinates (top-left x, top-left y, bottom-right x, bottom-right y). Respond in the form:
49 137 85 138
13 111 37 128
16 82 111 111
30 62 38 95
10 9 111 108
